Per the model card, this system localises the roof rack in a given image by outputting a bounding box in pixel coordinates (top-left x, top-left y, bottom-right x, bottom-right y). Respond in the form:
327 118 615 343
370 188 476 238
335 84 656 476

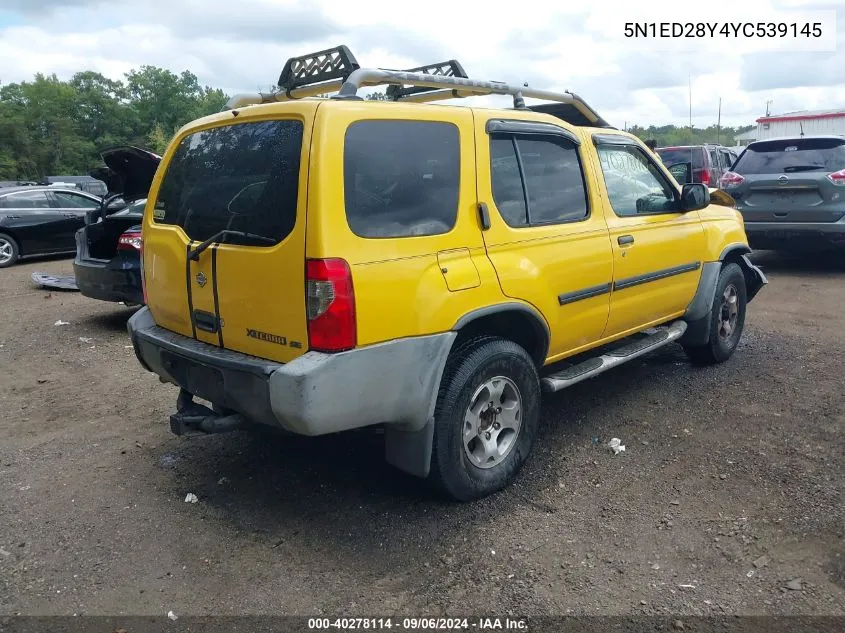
226 45 612 128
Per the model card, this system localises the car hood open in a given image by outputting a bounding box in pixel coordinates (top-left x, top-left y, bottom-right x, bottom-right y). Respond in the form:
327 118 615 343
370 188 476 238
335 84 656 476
90 146 161 201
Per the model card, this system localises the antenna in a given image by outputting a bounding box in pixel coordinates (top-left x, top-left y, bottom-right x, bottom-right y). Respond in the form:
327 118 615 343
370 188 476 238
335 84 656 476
717 97 722 145
688 75 692 129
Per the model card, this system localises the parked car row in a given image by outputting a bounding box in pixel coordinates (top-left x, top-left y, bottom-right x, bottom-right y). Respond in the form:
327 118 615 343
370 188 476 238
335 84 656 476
655 143 739 188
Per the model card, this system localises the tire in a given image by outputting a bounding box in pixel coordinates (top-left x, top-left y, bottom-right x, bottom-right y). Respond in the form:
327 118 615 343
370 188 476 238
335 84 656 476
430 336 541 502
0 233 20 268
683 262 747 365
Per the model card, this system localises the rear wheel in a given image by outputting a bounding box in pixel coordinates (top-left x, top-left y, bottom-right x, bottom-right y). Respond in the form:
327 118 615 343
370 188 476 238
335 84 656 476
683 262 747 365
0 234 20 268
430 337 541 501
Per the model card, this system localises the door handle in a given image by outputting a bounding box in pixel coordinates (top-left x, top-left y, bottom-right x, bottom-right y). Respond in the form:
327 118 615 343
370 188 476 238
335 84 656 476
62 213 76 218
618 235 634 245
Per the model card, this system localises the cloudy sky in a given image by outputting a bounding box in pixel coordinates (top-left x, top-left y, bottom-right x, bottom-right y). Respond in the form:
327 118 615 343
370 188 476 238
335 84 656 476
0 0 842 130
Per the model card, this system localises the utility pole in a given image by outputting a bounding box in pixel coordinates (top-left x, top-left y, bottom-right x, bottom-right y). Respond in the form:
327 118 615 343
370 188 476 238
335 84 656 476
717 97 722 145
689 75 692 129
765 100 773 117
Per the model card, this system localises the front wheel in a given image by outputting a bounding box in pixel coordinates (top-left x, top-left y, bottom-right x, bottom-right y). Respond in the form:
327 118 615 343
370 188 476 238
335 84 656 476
430 337 541 501
683 262 747 365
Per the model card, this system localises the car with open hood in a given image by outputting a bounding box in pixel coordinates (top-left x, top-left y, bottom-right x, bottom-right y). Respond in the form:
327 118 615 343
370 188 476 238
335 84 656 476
72 146 161 305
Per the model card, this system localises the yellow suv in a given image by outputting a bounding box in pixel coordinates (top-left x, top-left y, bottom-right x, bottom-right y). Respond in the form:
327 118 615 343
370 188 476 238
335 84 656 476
127 46 767 501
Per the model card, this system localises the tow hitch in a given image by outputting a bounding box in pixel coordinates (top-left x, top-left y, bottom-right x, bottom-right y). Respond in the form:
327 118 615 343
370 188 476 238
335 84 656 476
170 389 246 436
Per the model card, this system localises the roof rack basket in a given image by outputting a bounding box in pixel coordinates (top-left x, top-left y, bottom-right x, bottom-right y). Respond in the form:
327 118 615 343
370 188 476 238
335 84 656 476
226 45 612 128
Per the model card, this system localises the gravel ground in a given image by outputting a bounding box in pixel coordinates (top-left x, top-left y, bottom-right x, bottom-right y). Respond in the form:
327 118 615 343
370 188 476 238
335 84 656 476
0 251 843 617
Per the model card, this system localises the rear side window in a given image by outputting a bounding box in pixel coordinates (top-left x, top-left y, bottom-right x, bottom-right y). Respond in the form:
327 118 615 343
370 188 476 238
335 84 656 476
154 120 303 246
344 120 459 238
709 150 719 169
52 191 99 209
656 147 704 170
733 138 845 175
490 134 588 227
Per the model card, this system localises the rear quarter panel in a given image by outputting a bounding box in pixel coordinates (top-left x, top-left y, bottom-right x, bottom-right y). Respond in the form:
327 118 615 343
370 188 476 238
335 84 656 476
306 101 508 347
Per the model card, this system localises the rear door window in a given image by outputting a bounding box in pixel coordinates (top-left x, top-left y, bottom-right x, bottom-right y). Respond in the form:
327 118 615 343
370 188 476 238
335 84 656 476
52 191 99 209
733 138 845 174
656 147 704 170
343 120 459 238
490 134 588 226
154 119 304 246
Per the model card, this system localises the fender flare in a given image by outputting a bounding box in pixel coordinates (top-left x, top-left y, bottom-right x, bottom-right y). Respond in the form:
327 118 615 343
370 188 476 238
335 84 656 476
384 302 550 480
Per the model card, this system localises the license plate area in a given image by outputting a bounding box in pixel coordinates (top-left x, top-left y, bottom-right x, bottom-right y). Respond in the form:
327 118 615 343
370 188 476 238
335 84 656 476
161 350 223 402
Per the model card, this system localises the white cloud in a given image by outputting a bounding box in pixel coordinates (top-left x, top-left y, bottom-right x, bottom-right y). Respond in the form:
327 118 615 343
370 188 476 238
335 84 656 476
0 0 842 130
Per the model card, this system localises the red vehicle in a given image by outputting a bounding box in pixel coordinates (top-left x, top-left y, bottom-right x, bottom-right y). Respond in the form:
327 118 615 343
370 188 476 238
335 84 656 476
656 144 738 188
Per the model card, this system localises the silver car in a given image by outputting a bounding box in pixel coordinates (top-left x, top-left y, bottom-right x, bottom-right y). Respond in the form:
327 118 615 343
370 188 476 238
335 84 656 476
721 135 845 252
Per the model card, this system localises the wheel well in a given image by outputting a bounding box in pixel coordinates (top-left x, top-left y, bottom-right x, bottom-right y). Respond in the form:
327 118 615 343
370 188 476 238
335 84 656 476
721 247 756 291
453 309 548 368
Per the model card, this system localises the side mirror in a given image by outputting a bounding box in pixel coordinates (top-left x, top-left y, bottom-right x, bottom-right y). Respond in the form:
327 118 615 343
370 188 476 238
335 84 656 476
680 183 710 212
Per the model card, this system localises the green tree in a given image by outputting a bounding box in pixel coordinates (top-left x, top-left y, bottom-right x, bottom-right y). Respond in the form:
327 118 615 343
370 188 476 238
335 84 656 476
146 122 171 155
0 66 230 180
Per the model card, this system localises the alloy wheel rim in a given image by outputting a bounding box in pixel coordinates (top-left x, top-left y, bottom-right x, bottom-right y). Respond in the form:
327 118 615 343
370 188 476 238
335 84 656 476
718 284 739 342
0 238 13 265
462 376 523 469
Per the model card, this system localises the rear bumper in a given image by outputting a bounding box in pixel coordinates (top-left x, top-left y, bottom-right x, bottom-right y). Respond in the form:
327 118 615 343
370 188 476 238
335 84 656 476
742 218 845 247
73 256 143 304
127 307 454 437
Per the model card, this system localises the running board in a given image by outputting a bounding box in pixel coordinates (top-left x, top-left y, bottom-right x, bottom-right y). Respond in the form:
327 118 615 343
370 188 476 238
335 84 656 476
541 320 688 393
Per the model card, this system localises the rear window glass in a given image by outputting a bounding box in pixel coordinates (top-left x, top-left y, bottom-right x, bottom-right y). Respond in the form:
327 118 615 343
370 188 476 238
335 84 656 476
733 138 845 174
344 120 459 238
154 120 303 246
656 147 704 170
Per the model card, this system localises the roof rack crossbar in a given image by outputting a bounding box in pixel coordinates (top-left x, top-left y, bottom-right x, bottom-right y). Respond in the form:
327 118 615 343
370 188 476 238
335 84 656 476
385 59 468 100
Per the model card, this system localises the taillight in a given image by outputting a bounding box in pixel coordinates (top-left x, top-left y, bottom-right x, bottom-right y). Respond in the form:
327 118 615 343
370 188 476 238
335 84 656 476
827 168 845 186
694 169 711 185
720 171 745 188
117 230 142 251
139 237 147 304
306 258 356 352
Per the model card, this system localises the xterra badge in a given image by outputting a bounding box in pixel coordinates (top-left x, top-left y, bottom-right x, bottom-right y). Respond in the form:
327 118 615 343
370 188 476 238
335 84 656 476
246 329 287 346
195 272 207 287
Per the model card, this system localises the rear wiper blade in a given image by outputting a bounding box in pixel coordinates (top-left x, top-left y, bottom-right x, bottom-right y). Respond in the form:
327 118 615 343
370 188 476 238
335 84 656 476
188 229 275 261
783 164 825 173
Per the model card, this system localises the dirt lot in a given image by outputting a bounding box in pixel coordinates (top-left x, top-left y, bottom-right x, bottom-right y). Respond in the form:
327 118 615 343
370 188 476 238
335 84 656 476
0 252 843 618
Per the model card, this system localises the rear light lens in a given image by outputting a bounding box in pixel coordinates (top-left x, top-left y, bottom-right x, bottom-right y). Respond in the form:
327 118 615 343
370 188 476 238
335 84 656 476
117 230 142 251
139 237 147 304
827 168 845 186
306 258 356 352
694 169 711 185
720 171 745 188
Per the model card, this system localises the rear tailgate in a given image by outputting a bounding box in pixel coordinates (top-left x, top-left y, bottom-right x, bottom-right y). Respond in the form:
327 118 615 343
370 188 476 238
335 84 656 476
731 137 845 222
143 102 318 363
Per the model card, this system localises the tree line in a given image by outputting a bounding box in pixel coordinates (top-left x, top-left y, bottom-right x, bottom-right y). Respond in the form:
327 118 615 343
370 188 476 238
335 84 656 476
0 68 227 181
0 70 755 181
628 123 754 148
